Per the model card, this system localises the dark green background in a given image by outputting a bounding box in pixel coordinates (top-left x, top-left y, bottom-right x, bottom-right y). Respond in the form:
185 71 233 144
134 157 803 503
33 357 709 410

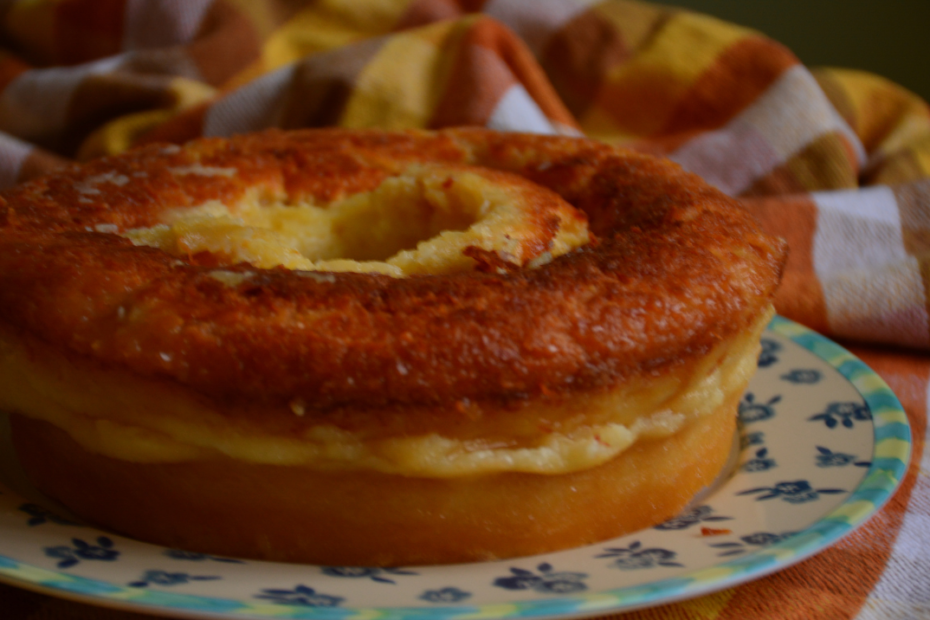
663 1 930 102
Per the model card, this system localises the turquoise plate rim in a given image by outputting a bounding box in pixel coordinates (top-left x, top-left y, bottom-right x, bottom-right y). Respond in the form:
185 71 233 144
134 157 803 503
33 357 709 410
0 316 913 620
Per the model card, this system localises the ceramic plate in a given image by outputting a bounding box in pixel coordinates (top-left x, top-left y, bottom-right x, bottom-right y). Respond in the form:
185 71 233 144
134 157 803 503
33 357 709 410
0 316 911 619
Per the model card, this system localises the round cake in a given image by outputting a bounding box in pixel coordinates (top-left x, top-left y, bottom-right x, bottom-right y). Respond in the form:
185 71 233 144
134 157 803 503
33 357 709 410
0 128 787 566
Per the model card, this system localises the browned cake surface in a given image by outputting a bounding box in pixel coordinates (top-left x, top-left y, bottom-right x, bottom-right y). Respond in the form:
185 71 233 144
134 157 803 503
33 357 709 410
0 128 786 422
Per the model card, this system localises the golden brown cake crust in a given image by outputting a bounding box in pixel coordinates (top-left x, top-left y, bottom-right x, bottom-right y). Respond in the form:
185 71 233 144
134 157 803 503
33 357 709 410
0 128 786 415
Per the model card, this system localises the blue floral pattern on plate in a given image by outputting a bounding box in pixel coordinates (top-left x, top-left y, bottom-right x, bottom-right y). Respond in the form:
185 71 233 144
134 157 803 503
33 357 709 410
129 570 220 588
780 369 822 384
597 542 684 569
254 585 343 608
163 549 245 563
814 446 870 468
738 393 781 423
741 447 777 472
810 401 872 429
44 537 119 569
737 479 846 503
419 587 471 603
321 566 417 584
654 505 732 530
493 563 588 594
708 531 797 557
0 316 911 619
757 338 781 367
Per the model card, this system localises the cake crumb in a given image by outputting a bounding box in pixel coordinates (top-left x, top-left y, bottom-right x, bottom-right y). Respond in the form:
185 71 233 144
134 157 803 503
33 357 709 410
290 398 306 416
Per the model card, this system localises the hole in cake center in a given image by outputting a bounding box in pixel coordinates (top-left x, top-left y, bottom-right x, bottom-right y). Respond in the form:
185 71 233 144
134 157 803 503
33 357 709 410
123 165 591 277
313 170 482 262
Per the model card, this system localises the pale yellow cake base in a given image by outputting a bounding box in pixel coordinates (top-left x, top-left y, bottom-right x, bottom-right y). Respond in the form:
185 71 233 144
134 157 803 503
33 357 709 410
11 389 739 566
4 309 770 566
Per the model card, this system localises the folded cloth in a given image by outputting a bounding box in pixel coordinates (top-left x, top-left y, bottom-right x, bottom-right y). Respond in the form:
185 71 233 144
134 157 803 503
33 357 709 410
0 1 927 618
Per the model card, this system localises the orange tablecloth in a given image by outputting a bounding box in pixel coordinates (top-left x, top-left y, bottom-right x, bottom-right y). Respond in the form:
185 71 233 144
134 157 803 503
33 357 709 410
0 1 927 618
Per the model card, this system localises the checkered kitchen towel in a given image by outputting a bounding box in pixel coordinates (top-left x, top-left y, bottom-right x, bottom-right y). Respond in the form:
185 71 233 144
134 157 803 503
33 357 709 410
0 1 927 618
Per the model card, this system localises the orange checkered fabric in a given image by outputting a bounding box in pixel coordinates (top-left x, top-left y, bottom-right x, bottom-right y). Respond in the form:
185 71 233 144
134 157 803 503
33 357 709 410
0 1 927 618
